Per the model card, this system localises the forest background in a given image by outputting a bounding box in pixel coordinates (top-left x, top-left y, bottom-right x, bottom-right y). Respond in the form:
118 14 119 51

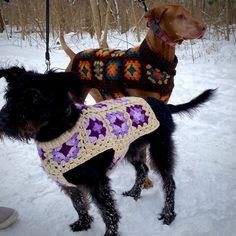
0 0 235 48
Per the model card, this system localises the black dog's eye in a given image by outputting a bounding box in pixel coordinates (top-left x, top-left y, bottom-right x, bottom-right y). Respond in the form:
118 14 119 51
18 113 26 121
32 94 39 104
23 89 42 105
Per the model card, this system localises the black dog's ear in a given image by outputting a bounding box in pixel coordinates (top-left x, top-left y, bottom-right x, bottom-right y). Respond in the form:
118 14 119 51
44 71 79 90
0 66 26 83
46 70 79 82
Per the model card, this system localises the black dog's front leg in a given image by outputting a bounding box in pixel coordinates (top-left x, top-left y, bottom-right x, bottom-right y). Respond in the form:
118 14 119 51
61 186 93 231
123 160 149 200
91 176 121 236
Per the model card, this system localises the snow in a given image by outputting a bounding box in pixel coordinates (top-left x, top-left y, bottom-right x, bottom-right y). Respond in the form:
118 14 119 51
0 31 236 236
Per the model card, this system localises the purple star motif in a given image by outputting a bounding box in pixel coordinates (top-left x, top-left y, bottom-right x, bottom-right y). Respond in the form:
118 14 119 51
106 112 129 137
51 133 80 165
126 105 149 128
85 117 107 143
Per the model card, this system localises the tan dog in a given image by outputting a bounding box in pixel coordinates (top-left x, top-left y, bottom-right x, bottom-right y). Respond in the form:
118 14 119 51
60 4 205 102
125 4 206 100
60 4 206 188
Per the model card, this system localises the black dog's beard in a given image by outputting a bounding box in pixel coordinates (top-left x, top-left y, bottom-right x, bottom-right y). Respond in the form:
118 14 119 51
0 120 38 142
20 122 39 140
3 127 33 142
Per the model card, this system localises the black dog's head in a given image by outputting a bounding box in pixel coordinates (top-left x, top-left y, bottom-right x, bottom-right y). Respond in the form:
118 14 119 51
0 66 81 142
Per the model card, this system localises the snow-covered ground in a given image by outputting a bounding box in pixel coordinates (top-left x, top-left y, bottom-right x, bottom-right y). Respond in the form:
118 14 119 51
0 31 236 236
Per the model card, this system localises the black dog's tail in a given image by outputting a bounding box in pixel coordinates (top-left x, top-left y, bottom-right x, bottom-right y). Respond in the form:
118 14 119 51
168 89 216 115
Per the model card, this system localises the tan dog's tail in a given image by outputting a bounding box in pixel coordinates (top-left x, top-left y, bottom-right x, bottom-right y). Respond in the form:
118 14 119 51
59 33 76 59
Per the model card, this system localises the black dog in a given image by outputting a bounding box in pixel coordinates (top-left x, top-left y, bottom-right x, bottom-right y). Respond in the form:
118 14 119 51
0 67 214 236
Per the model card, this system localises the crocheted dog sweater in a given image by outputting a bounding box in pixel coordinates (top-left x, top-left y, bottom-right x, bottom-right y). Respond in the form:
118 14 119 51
37 97 159 186
71 40 178 101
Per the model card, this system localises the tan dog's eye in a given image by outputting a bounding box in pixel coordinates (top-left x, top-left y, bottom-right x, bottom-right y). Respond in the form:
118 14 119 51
177 14 186 20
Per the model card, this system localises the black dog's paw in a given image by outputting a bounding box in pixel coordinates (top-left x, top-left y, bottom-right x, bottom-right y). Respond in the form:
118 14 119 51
104 229 119 236
158 211 176 225
122 190 141 201
70 215 93 231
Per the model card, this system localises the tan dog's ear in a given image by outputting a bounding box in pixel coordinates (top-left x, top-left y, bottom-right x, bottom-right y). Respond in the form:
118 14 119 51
145 5 168 23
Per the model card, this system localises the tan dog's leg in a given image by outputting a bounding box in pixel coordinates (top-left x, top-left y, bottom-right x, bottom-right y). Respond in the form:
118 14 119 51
65 60 73 72
89 89 104 103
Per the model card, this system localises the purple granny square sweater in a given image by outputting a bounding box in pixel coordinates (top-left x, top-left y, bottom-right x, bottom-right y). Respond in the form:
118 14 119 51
37 97 159 186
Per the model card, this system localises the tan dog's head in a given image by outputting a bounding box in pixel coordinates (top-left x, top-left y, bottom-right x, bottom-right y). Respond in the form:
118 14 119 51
145 4 206 44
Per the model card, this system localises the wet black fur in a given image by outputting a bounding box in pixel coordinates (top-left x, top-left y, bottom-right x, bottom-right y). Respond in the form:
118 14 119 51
0 67 215 236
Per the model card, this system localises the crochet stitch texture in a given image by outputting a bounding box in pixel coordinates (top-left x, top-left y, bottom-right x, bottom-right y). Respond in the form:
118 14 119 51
72 40 178 100
37 97 160 186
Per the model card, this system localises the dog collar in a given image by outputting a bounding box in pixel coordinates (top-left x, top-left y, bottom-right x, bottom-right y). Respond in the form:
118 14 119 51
147 19 177 47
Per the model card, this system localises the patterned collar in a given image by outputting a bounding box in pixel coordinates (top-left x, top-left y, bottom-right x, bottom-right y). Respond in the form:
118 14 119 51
147 19 177 47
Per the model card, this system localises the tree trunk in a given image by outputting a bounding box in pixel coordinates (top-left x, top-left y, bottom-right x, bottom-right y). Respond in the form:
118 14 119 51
101 0 110 48
16 0 26 40
90 0 102 47
225 0 230 41
0 9 4 33
131 0 141 42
